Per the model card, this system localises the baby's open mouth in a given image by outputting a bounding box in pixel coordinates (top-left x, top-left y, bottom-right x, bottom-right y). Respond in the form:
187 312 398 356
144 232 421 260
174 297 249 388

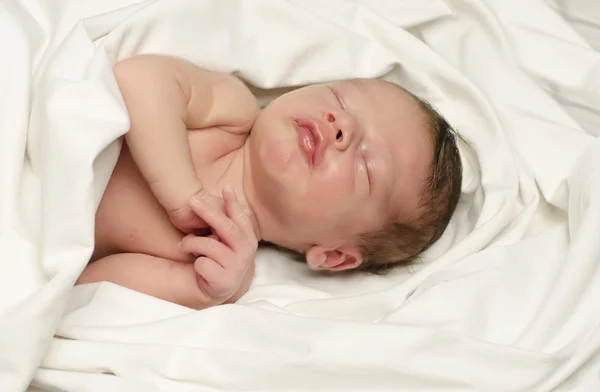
295 119 318 165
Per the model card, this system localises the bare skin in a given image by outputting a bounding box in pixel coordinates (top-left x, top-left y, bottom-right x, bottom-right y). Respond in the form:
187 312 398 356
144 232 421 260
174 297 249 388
81 56 260 309
78 55 432 310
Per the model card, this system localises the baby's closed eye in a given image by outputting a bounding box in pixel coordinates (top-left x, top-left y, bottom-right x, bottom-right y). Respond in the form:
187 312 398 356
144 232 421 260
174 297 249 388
329 87 345 110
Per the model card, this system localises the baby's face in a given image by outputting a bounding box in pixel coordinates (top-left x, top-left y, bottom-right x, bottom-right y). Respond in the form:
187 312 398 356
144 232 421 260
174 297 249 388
245 79 433 253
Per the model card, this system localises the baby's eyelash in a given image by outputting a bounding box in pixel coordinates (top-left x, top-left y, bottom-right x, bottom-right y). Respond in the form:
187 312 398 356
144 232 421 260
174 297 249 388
363 157 372 189
329 87 345 110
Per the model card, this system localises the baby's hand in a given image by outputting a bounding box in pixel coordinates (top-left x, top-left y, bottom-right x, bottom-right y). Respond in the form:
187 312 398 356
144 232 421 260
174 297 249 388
168 188 216 234
179 186 257 302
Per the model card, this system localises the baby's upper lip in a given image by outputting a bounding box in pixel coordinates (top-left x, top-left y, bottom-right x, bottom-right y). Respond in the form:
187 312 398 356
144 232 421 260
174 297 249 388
296 118 323 165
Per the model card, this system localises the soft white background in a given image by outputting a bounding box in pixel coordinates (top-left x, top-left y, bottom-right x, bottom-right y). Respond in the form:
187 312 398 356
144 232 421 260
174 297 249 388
1 0 599 391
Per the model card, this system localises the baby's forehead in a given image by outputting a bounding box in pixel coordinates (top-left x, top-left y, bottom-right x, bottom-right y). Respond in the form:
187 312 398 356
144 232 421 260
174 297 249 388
334 78 405 92
335 79 422 110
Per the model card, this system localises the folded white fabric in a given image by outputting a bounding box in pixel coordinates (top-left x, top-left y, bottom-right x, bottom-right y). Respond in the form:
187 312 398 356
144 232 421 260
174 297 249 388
0 0 599 391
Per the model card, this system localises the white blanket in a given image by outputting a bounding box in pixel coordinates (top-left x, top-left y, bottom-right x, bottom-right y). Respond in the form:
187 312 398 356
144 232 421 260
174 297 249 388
2 0 600 390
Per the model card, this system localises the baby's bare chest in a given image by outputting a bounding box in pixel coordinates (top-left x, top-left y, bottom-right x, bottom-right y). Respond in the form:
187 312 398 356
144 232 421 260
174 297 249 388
92 130 245 261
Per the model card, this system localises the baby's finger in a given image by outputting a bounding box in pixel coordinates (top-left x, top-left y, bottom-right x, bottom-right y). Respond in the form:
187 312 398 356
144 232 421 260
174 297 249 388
193 256 225 298
207 233 221 243
180 235 232 268
203 193 226 215
194 257 237 299
190 193 245 250
222 185 257 243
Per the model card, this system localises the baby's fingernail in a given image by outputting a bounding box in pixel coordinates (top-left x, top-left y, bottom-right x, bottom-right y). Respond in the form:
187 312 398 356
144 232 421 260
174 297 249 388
223 184 233 194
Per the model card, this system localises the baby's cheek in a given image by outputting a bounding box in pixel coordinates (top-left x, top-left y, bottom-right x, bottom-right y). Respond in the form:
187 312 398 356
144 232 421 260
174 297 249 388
314 169 355 200
302 190 348 220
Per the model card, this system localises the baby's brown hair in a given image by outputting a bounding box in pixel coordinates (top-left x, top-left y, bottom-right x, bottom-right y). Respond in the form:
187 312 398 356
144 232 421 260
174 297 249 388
357 90 462 274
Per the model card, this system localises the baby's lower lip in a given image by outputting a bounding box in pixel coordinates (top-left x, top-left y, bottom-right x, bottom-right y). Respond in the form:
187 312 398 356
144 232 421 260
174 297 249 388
295 120 316 165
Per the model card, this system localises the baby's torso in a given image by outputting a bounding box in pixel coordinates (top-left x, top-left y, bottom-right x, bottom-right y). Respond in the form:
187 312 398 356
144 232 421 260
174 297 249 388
93 129 246 263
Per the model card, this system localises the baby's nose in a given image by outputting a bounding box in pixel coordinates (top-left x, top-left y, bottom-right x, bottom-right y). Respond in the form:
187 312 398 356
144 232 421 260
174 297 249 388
326 111 355 151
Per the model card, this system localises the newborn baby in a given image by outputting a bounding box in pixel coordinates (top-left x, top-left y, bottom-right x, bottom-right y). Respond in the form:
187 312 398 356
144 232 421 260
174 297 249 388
78 54 462 309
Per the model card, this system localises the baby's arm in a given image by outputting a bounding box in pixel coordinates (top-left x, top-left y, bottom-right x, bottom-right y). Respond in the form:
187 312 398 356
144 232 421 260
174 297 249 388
80 184 257 308
76 253 254 309
113 54 259 230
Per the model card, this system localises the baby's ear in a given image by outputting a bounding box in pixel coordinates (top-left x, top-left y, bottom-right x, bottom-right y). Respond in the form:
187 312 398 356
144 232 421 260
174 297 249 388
306 245 363 271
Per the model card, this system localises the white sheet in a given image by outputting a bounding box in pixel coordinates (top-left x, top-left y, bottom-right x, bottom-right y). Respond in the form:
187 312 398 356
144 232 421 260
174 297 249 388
1 0 599 390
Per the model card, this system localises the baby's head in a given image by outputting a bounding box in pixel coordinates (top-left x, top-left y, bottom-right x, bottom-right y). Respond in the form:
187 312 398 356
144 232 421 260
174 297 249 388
243 78 462 273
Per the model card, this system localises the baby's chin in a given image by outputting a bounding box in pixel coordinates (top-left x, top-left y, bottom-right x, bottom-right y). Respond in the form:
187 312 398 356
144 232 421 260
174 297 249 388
251 142 309 192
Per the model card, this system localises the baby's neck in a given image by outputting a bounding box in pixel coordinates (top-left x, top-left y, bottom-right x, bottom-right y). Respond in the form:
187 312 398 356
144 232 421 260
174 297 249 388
218 145 263 242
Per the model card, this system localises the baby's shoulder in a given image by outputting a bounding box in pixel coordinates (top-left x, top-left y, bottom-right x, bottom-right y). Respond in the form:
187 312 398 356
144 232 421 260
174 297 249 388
207 73 259 134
